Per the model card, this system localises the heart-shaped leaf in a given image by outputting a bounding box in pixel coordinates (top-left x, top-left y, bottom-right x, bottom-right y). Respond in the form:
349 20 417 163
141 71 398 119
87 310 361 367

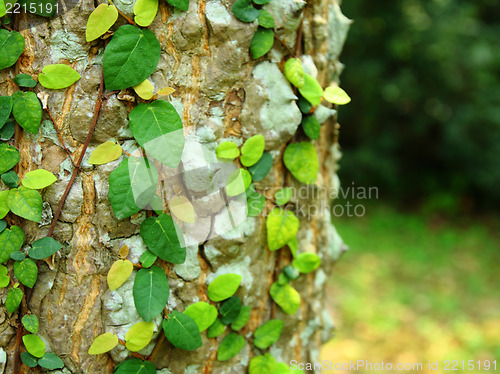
133 79 154 100
6 286 23 313
0 225 24 263
134 0 158 27
301 115 320 140
162 310 202 351
226 168 252 197
232 0 259 23
216 141 240 160
88 141 122 165
240 135 265 167
11 91 42 134
10 251 25 261
323 85 351 105
114 359 156 374
28 237 62 260
88 332 118 355
107 259 134 290
0 30 25 70
217 332 245 361
248 152 272 182
274 187 293 206
231 305 251 331
86 4 119 42
284 58 305 89
0 95 12 127
258 9 275 28
20 352 38 368
38 64 81 90
38 353 64 370
207 273 241 302
249 354 277 374
13 73 37 88
14 258 37 288
253 319 284 349
125 321 155 352
250 27 274 59
8 187 43 222
133 265 169 322
266 207 299 251
23 334 46 358
0 265 10 288
207 318 225 338
283 142 318 184
21 169 57 189
292 252 321 274
220 296 241 325
270 281 301 315
0 143 20 174
22 314 39 334
0 120 15 140
140 213 185 264
298 73 323 107
2 170 19 188
183 302 218 332
0 191 9 219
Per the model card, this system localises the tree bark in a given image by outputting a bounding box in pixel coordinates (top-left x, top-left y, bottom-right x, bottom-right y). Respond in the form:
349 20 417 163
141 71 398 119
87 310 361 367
0 0 351 372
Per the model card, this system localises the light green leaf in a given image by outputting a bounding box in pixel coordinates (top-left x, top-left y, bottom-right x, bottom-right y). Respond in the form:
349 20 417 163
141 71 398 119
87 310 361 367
88 141 122 165
284 58 305 89
207 273 242 302
0 225 24 263
283 142 318 184
86 4 119 42
162 310 202 351
140 213 185 263
128 100 184 168
23 334 45 358
292 252 321 273
248 152 272 182
103 25 161 90
6 286 23 313
107 259 134 290
28 237 62 260
217 332 245 361
88 332 119 355
253 319 284 349
140 250 157 268
0 30 25 70
0 0 6 17
38 353 64 370
20 352 38 368
323 85 351 105
11 91 42 134
226 168 252 197
21 169 57 189
287 237 298 257
114 359 156 374
231 305 251 331
133 79 154 100
125 321 155 352
38 64 81 90
231 0 259 22
258 9 275 28
22 315 39 334
0 264 9 287
0 142 20 174
0 191 9 219
207 318 226 338
13 74 37 88
133 265 169 322
183 302 218 332
2 170 19 188
108 156 159 220
134 0 158 27
0 95 12 127
14 258 37 288
165 0 189 11
240 135 265 167
270 282 301 315
266 207 299 251
7 187 42 222
298 73 323 107
249 354 277 374
216 141 240 160
276 362 296 373
275 188 293 206
250 27 274 59
220 296 241 325
301 115 320 140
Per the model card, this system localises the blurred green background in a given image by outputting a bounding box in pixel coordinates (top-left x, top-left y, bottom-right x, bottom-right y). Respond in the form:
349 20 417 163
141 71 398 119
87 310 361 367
321 0 500 371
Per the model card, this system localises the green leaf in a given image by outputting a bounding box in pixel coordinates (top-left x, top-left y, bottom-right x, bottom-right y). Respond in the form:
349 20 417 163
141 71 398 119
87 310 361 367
284 58 305 89
0 264 10 288
38 64 81 90
276 362 295 373
0 142 20 174
287 237 298 257
207 318 226 338
323 85 351 105
270 282 301 315
140 213 185 264
89 332 119 355
0 0 5 17
22 314 39 334
6 286 23 313
108 157 159 220
13 73 37 88
103 25 161 90
283 142 318 184
7 187 42 222
0 191 9 219
11 91 42 134
231 305 250 331
129 100 184 168
266 207 299 251
249 354 277 374
240 135 265 167
86 4 119 42
207 273 242 302
297 96 312 114
89 141 122 165
134 0 158 27
23 334 45 358
133 265 169 322
107 259 134 291
0 120 15 140
0 220 5 234
292 252 321 273
231 0 259 22
28 237 62 260
10 251 25 261
21 169 57 189
226 168 252 197
162 310 202 351
114 359 156 374
283 265 300 281
302 115 320 140
217 332 245 361
125 321 155 352
275 188 293 206
248 152 272 182
38 353 64 370
216 141 240 160
165 0 189 11
258 9 275 28
0 30 25 70
298 74 323 107
183 302 218 332
220 296 242 325
253 319 284 349
0 96 12 127
140 250 157 268
253 0 271 4
0 225 24 263
247 189 265 217
250 27 274 59
2 170 19 188
20 352 39 368
14 258 37 288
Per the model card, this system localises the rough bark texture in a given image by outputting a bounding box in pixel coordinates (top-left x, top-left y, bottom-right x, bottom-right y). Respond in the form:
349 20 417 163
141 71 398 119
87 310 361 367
0 0 351 372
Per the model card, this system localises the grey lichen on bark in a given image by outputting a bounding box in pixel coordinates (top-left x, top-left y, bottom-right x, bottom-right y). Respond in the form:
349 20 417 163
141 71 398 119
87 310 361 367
0 0 351 372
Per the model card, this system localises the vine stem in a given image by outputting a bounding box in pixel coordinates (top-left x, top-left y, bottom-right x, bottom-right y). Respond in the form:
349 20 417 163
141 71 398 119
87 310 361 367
44 105 77 168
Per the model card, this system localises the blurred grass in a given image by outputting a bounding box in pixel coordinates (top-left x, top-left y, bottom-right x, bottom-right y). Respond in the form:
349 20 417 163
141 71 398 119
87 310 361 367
321 203 500 372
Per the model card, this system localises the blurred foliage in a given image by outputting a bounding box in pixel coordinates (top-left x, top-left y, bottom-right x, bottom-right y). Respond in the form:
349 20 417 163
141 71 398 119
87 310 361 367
337 0 500 210
321 204 500 371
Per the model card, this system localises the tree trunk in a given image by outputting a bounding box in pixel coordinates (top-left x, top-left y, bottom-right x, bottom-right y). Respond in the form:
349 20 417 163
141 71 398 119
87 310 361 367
0 0 351 372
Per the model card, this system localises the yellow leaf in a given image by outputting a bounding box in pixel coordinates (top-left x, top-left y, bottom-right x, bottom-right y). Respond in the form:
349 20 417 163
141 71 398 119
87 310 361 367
118 245 129 259
169 196 195 223
86 4 119 42
156 87 175 96
133 79 154 100
88 332 118 355
323 85 351 105
88 141 122 165
107 260 133 290
125 321 155 352
133 0 158 27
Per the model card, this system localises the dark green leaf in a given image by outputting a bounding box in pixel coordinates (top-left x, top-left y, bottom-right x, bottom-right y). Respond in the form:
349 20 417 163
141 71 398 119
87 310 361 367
28 237 62 260
283 142 318 184
2 170 19 188
0 96 12 127
10 251 25 261
283 265 300 281
38 352 64 370
7 186 43 222
0 120 15 140
6 287 23 313
0 142 20 174
248 152 272 182
0 220 5 234
0 30 25 70
20 352 38 368
13 74 37 88
103 25 161 90
258 9 275 28
207 318 226 338
231 305 250 331
253 319 284 349
140 213 185 264
231 0 259 23
217 332 245 361
0 225 25 263
22 314 39 334
207 273 242 302
140 250 157 268
301 115 320 140
162 310 202 351
114 359 156 374
165 0 189 11
133 265 169 322
11 91 42 134
298 95 313 114
220 296 242 325
250 27 274 59
14 258 37 288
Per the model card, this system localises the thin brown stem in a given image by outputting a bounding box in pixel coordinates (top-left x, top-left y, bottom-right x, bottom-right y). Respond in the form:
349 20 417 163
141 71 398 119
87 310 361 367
274 34 295 58
148 333 165 362
294 19 304 57
44 105 77 168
